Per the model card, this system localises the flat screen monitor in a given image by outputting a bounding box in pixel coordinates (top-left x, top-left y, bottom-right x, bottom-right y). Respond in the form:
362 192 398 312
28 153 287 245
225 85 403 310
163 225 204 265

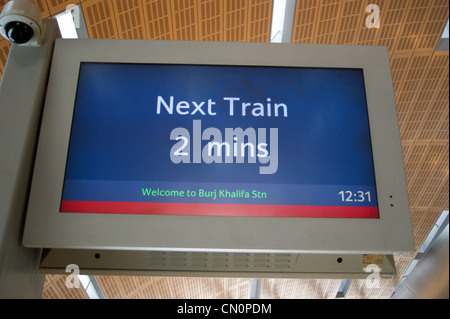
23 39 414 254
62 63 378 219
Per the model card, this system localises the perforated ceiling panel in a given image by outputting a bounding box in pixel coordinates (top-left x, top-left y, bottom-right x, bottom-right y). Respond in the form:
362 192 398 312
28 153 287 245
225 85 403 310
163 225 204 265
79 0 272 41
82 0 119 39
0 39 9 77
0 0 447 299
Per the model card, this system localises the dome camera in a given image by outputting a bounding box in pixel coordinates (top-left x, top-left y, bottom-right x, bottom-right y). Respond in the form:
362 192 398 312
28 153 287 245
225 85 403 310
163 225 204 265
0 0 44 46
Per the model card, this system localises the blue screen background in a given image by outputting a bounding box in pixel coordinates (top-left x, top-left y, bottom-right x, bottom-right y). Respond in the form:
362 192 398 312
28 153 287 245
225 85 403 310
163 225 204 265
64 63 376 187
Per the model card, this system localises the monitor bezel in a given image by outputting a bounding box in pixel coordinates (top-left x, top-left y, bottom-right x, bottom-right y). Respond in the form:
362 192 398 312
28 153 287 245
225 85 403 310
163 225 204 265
23 39 414 254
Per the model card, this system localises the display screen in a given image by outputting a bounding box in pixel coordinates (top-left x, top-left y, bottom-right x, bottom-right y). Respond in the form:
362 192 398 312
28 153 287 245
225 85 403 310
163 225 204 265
60 63 379 218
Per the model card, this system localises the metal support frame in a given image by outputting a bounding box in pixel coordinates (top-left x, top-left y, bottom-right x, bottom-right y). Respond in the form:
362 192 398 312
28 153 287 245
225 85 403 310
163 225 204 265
0 20 59 298
249 279 262 299
335 279 352 298
270 0 296 43
392 210 449 298
78 275 106 299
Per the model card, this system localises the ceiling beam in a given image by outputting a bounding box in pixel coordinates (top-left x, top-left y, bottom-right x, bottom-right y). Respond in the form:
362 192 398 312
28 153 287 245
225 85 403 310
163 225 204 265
270 0 296 43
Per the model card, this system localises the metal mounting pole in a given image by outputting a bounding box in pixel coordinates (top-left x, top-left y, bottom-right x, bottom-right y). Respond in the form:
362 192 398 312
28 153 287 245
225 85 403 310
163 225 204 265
0 19 59 298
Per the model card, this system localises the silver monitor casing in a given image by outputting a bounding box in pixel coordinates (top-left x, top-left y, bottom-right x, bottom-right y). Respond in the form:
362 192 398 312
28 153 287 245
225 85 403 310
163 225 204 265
23 39 414 260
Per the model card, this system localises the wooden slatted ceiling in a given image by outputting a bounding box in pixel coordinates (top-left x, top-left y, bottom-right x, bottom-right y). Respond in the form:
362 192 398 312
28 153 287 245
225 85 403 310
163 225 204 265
82 0 118 39
0 0 448 299
291 0 448 54
79 0 272 41
0 38 9 77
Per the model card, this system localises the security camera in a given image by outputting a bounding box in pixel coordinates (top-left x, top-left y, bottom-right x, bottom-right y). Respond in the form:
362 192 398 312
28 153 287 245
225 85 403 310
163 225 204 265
0 0 44 46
